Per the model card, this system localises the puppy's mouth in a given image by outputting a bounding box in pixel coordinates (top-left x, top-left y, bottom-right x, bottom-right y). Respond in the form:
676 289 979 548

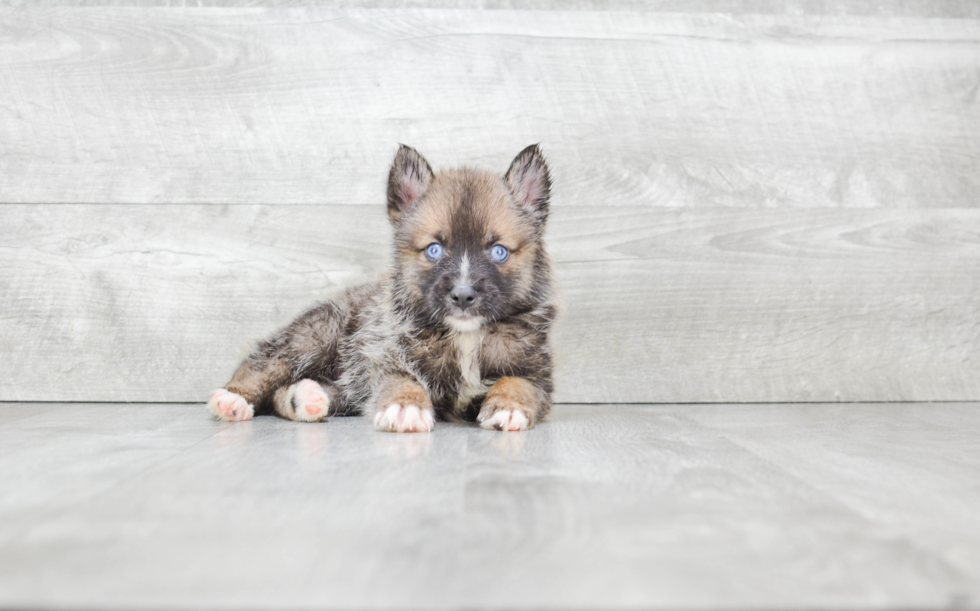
445 312 484 333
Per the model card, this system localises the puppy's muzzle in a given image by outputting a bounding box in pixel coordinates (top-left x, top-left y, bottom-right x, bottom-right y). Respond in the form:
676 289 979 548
449 284 477 311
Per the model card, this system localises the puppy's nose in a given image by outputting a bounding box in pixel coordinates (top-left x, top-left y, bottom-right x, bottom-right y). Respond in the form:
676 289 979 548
450 285 477 310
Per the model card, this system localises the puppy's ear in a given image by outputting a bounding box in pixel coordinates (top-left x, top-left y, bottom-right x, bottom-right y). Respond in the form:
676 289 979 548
387 144 434 223
505 144 551 228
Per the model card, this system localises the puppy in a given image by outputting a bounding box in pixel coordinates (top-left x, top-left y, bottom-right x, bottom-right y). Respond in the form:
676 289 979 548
207 144 557 432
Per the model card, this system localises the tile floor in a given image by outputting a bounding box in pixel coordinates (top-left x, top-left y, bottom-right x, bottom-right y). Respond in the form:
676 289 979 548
0 402 978 609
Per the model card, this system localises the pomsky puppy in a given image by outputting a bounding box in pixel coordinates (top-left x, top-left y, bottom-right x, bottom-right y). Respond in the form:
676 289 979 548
207 145 557 432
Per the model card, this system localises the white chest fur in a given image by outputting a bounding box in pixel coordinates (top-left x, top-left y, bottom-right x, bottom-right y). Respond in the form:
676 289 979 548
453 329 489 410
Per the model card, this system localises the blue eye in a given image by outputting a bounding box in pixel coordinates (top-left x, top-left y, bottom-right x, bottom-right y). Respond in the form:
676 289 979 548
490 244 509 262
425 242 443 260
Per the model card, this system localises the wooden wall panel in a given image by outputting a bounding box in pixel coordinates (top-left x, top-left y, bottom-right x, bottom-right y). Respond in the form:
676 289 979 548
2 6 977 404
1 8 978 208
2 204 978 403
4 1 980 16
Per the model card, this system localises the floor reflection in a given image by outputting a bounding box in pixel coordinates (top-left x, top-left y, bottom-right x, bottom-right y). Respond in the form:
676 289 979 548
213 419 255 449
372 428 434 459
294 423 330 459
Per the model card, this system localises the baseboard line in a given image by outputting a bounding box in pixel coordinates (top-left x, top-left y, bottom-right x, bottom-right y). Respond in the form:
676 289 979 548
0 399 976 406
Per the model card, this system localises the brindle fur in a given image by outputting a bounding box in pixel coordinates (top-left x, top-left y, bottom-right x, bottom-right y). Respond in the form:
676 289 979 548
212 144 556 429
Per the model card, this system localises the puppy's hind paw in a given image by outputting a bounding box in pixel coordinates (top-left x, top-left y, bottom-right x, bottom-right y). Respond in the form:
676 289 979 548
208 389 254 422
374 403 435 433
285 379 330 422
478 408 530 432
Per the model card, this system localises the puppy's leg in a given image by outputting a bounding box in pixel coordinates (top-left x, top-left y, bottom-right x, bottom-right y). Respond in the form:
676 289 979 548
208 354 291 422
208 300 348 422
373 376 435 433
272 379 341 423
477 376 549 431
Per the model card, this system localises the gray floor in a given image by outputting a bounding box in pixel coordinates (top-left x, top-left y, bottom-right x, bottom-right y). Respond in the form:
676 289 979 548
1 403 978 609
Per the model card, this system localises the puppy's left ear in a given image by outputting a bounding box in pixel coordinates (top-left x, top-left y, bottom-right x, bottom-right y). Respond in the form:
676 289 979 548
387 144 435 223
505 144 551 228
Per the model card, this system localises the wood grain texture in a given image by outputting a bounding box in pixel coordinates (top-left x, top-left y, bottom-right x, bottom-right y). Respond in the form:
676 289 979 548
5 0 980 17
1 8 978 207
1 402 978 608
2 204 978 403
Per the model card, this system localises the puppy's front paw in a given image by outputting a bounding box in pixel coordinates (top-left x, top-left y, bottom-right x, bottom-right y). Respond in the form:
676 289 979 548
284 379 330 422
374 403 435 433
208 389 254 422
478 377 543 431
478 403 530 431
373 378 434 433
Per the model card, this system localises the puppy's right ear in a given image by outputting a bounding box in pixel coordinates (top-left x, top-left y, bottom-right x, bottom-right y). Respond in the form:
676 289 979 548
387 145 434 223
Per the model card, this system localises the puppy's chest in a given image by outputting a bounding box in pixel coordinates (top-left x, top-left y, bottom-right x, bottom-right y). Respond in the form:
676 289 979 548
451 330 488 410
411 329 510 410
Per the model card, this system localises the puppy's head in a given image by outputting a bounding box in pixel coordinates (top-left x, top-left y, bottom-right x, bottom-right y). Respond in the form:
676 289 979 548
387 145 552 332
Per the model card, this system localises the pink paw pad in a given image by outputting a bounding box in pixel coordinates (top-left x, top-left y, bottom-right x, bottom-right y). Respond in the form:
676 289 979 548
290 380 330 422
208 389 254 422
374 403 435 433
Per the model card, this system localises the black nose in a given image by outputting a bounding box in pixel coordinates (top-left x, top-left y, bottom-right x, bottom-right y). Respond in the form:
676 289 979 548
450 285 477 310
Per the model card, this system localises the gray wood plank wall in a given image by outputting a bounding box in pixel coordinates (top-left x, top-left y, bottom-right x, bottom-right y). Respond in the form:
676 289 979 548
2 5 978 403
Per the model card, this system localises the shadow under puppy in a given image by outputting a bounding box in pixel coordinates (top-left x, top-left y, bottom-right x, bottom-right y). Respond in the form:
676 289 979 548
208 145 557 432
